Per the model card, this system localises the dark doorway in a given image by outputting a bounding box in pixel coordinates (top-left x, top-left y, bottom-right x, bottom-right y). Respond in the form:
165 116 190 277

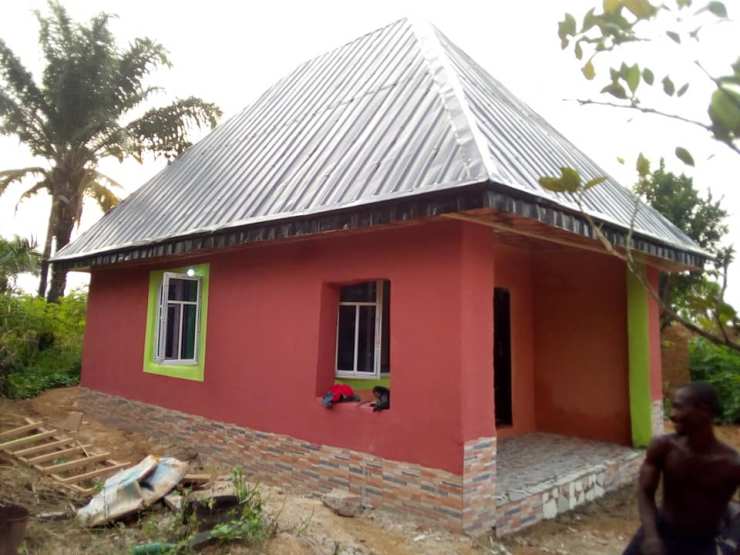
494 288 513 426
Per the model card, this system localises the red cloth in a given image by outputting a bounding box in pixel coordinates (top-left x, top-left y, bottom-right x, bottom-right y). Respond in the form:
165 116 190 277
328 384 354 402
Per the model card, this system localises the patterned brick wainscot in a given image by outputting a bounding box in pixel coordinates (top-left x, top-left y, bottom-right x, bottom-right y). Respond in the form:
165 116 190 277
79 388 497 534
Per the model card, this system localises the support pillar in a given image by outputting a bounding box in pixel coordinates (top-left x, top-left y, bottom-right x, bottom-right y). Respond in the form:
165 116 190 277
626 263 663 447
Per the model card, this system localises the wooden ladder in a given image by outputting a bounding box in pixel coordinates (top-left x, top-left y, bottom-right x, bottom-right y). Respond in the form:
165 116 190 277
0 417 129 495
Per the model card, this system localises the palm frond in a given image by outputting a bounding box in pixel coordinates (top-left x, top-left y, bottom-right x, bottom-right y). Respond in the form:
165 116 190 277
0 38 47 111
0 167 48 196
84 180 120 213
0 235 41 278
89 170 123 190
127 97 222 160
15 179 51 211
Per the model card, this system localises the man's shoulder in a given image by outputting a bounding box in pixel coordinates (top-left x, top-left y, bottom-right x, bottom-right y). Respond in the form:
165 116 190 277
644 433 680 464
714 439 740 468
650 433 681 450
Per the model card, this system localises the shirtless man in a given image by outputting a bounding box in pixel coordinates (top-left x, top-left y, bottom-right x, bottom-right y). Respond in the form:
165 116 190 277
623 382 740 555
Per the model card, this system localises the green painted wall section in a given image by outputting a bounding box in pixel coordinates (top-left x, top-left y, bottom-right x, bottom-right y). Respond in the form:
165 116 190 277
143 263 210 381
335 376 390 390
627 265 652 448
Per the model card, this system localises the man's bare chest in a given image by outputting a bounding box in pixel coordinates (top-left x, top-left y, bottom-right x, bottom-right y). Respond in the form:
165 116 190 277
664 448 733 493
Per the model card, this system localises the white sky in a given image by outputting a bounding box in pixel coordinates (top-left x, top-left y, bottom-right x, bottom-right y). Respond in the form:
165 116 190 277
1 0 738 306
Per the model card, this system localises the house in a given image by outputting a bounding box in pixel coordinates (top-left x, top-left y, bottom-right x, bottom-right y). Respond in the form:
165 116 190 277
53 18 706 535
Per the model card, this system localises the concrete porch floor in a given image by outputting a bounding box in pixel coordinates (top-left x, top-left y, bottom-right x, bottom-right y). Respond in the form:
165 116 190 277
494 433 643 534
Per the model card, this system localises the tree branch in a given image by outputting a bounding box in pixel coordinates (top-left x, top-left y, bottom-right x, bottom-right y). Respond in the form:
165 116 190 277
572 188 739 352
569 98 740 156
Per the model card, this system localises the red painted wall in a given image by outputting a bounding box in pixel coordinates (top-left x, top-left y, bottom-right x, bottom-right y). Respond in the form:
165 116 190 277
493 243 536 439
531 250 631 445
82 221 494 475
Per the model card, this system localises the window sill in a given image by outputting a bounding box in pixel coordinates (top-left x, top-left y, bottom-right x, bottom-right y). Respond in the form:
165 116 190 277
144 361 204 382
316 398 386 413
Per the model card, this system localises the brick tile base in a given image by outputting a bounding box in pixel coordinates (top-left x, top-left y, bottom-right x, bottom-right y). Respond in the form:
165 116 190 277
80 388 642 537
651 399 664 436
79 388 497 534
495 452 642 535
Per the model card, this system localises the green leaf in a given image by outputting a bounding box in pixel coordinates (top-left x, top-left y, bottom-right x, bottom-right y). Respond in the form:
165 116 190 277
602 82 628 99
662 76 675 96
617 156 626 164
625 64 641 94
677 83 690 97
603 0 623 13
709 87 740 134
582 60 596 80
558 14 577 47
642 67 654 85
538 167 582 194
677 0 692 6
706 1 728 17
584 176 607 189
666 31 681 43
624 0 657 18
582 8 597 32
560 167 582 191
575 42 583 60
675 147 695 166
636 153 651 176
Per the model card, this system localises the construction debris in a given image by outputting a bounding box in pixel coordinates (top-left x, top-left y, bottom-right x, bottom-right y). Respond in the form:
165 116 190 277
163 492 183 512
322 489 363 517
0 416 128 495
77 455 188 527
183 479 240 531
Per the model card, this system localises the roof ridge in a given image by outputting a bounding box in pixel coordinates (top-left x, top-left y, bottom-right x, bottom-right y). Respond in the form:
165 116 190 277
406 18 498 182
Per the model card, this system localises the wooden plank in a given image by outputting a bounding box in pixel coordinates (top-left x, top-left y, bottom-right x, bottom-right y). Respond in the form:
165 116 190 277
13 438 74 457
0 422 40 440
0 430 57 450
56 461 129 484
28 445 92 465
66 483 96 496
40 453 109 474
182 473 213 484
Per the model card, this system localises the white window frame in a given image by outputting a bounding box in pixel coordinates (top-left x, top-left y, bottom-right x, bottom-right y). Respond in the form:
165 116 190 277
335 280 386 379
154 272 201 365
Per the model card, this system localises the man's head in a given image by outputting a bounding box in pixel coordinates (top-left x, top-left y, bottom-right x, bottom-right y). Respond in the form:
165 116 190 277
670 382 720 435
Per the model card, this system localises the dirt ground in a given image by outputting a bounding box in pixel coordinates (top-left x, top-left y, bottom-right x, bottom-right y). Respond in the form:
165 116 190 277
1 387 738 555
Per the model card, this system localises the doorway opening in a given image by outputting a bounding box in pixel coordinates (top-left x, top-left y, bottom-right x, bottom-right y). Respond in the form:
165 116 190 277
494 287 513 426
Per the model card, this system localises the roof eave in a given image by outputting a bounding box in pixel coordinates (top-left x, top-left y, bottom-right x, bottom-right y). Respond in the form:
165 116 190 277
52 181 707 272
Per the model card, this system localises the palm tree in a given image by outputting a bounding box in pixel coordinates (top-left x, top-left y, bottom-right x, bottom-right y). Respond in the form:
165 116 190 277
0 2 222 301
0 236 40 294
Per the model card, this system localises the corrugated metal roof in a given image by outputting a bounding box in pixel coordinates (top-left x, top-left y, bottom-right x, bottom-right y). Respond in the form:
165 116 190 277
54 17 704 263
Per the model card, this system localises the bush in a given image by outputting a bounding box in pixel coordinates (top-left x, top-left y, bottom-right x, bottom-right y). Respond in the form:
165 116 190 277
688 337 740 424
0 289 86 398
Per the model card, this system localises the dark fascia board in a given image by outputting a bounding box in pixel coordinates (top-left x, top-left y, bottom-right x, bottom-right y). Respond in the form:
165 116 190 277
53 181 707 272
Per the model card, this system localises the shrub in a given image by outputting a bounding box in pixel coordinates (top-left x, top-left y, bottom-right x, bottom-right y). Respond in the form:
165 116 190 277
0 290 86 398
688 338 740 424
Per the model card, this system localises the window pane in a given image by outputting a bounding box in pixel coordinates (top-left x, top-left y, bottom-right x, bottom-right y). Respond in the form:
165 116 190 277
181 304 197 360
168 278 198 302
337 305 356 371
340 281 376 302
165 303 181 359
357 305 376 373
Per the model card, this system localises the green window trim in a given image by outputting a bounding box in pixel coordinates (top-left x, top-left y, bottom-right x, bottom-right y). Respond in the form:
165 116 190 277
335 376 390 391
143 263 209 381
627 264 652 448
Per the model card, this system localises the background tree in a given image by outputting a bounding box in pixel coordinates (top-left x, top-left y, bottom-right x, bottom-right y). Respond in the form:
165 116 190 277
540 0 738 351
557 0 738 161
634 161 734 331
0 236 40 294
0 1 222 301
